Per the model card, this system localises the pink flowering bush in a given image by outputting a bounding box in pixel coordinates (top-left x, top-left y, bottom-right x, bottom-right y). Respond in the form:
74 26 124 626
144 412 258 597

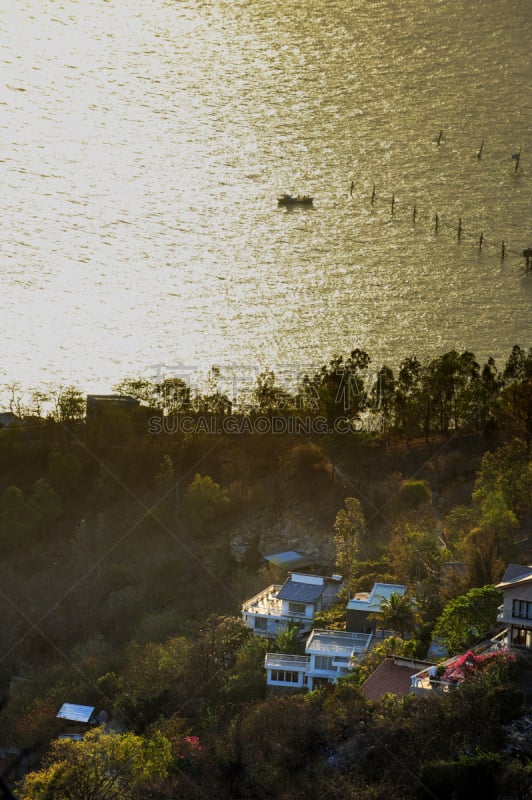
173 734 203 769
441 649 516 684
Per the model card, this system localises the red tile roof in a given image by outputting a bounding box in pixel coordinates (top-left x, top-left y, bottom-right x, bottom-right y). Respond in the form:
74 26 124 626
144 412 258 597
361 658 420 701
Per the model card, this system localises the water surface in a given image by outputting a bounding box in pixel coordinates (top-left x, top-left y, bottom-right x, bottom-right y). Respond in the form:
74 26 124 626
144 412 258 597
1 0 531 398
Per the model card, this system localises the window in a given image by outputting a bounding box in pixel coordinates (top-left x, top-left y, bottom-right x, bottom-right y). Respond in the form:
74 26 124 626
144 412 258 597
254 617 267 630
288 601 306 615
511 626 532 649
270 670 300 683
512 599 532 620
314 655 334 671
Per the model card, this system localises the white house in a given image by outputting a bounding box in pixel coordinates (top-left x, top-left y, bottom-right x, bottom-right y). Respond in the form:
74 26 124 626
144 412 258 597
495 564 532 650
264 628 373 691
263 653 310 690
242 572 343 637
346 582 407 633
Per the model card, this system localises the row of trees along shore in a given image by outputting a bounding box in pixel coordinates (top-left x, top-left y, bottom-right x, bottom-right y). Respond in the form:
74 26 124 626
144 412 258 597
5 344 532 445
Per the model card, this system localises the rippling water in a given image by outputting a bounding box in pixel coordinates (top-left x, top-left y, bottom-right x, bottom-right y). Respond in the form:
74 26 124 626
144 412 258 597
1 0 531 397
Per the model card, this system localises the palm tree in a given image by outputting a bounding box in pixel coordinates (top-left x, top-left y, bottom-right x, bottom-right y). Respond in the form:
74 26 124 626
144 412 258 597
368 593 419 639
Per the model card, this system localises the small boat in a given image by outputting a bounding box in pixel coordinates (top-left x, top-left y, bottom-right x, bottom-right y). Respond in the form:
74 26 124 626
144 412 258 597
277 193 313 207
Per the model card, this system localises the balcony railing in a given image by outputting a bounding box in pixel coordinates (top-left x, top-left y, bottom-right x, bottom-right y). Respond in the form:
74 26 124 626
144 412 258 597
306 630 373 656
265 653 310 671
373 629 399 640
242 585 282 616
410 677 458 695
284 608 309 618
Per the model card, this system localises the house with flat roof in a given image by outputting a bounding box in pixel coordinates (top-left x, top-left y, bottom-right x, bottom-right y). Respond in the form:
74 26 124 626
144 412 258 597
242 572 343 637
265 628 373 691
346 582 407 633
495 564 532 651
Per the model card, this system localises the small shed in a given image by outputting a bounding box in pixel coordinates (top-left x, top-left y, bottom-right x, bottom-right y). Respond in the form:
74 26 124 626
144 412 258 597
85 394 140 425
263 550 317 572
56 704 96 737
57 703 95 724
0 412 22 430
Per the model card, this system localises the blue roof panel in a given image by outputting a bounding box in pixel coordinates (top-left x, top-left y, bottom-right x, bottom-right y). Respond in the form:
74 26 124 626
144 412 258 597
277 581 324 603
57 703 95 723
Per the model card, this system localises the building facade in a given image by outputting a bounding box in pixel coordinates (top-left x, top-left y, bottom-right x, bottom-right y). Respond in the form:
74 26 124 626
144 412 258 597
242 572 343 637
496 564 532 650
264 629 373 691
346 582 407 633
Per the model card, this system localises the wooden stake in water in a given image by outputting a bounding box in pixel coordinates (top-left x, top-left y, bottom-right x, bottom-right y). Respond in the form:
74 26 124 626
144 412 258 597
457 217 462 241
437 129 443 146
479 232 484 250
477 140 484 160
501 241 506 260
371 184 376 205
434 212 439 233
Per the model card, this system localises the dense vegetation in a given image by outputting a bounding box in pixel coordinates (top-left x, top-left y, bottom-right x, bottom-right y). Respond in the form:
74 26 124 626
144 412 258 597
0 345 531 798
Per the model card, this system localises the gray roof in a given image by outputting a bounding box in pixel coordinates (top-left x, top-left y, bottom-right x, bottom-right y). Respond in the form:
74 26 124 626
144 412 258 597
57 703 95 723
86 394 139 407
499 564 532 585
264 550 314 569
277 580 326 604
0 412 21 428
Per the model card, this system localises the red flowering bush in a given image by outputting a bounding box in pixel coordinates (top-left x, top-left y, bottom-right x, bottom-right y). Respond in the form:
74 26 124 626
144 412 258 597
173 734 203 769
441 649 515 684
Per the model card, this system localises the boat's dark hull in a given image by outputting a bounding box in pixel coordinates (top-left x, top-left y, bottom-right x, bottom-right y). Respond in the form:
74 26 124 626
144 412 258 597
278 195 313 207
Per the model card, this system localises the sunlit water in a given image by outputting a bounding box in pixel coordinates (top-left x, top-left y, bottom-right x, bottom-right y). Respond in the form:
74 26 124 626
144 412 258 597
1 0 531 401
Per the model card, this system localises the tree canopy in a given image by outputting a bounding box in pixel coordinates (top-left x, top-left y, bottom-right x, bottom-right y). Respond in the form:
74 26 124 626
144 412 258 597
333 497 367 592
17 728 172 800
368 592 419 639
432 585 502 654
